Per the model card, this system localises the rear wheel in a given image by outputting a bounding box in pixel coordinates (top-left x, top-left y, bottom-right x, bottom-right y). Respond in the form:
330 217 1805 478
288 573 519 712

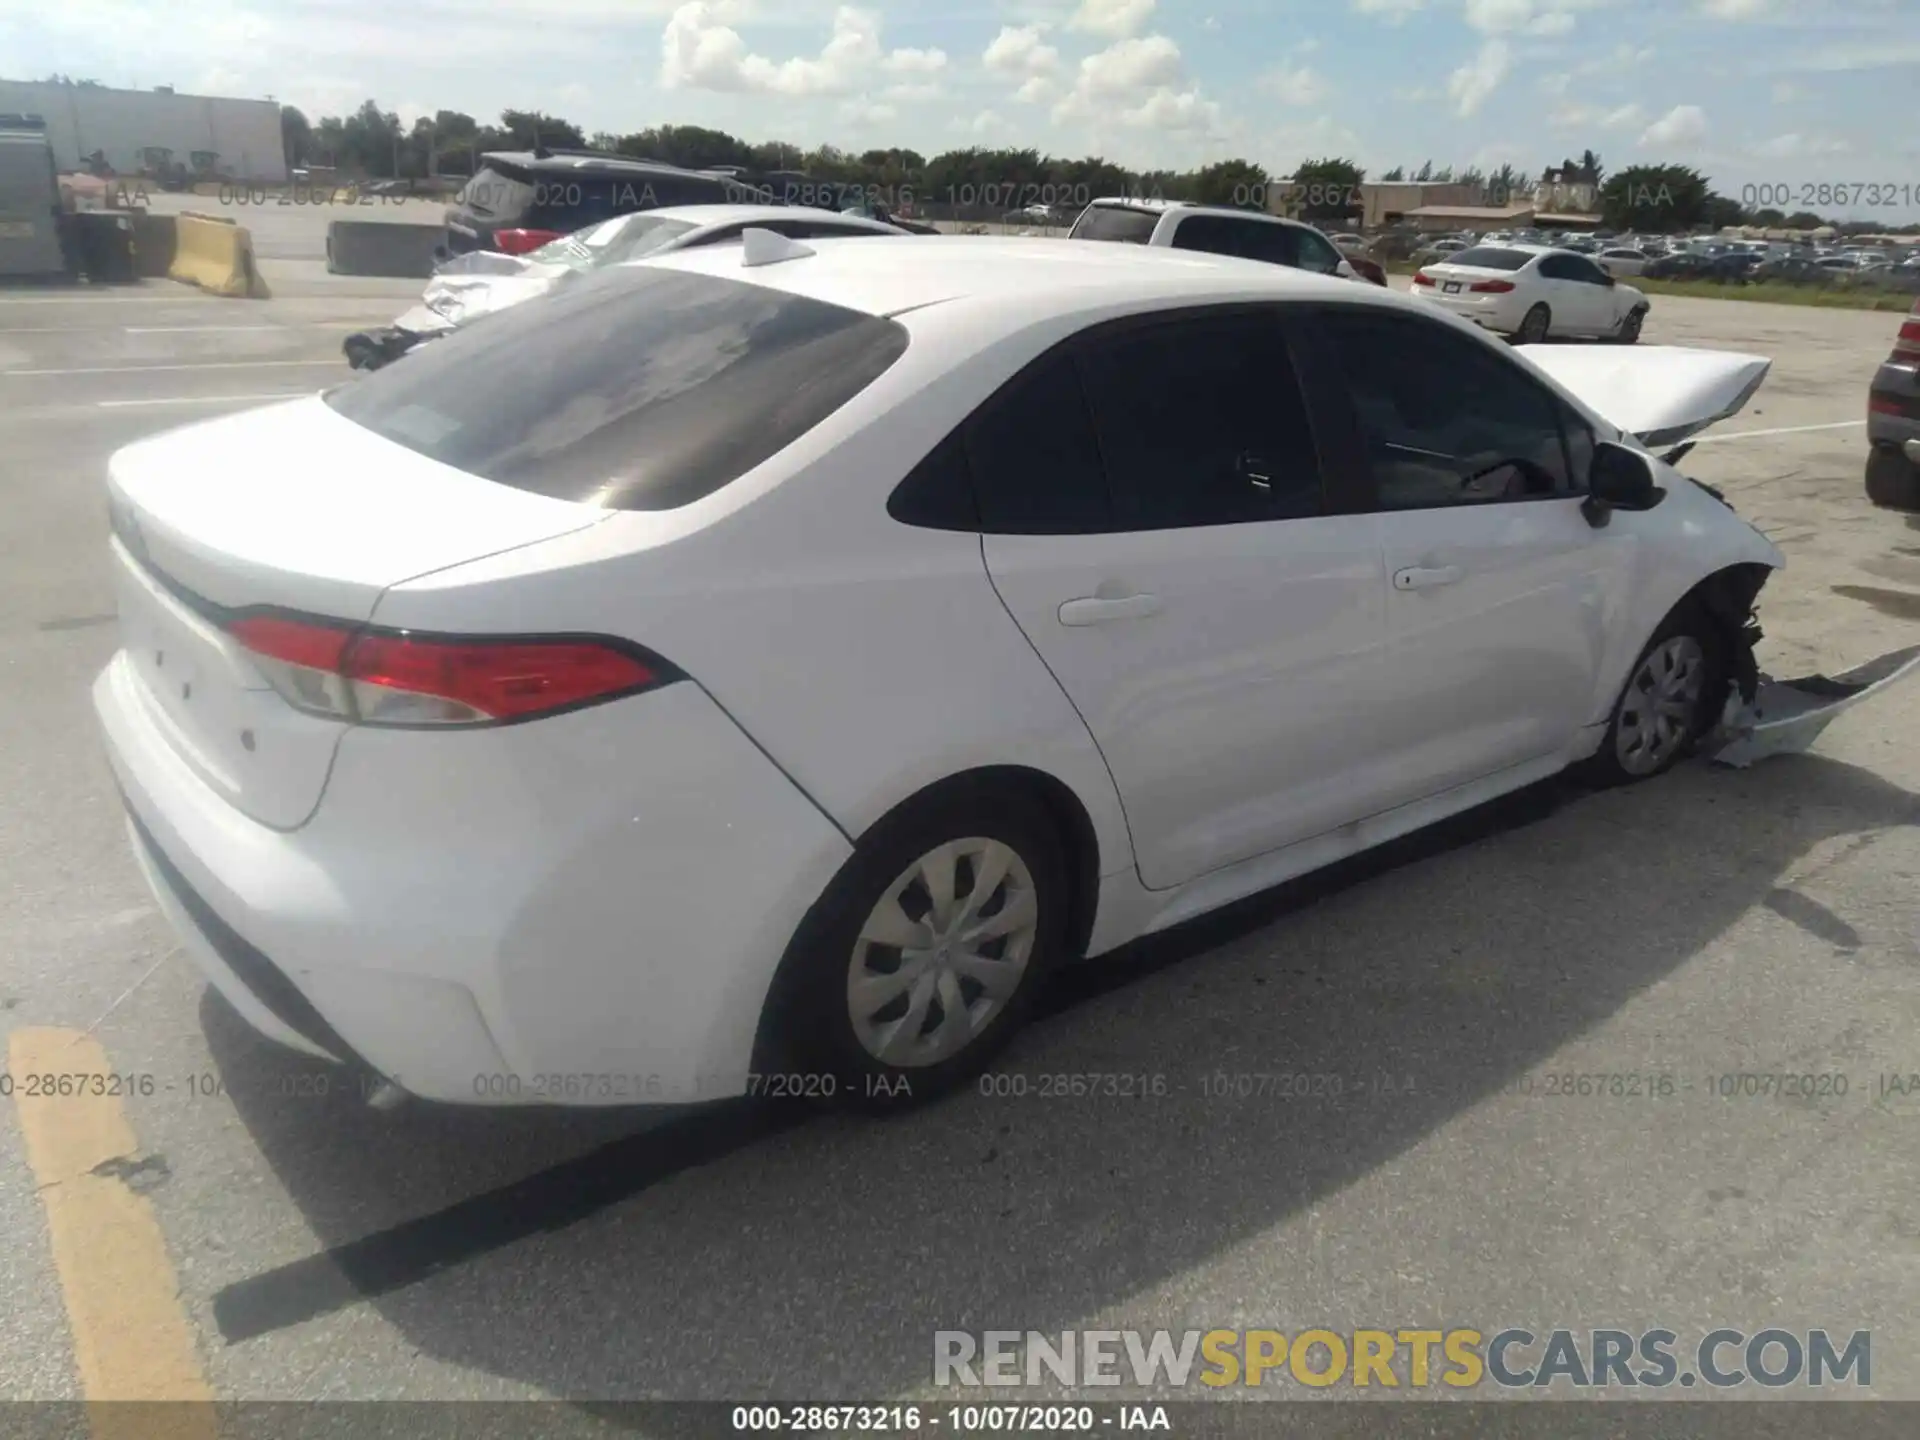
1515 304 1552 344
1582 602 1729 786
769 786 1068 1112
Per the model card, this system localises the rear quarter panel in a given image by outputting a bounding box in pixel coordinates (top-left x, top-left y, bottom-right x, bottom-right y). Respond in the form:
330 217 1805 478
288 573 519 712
368 301 1139 881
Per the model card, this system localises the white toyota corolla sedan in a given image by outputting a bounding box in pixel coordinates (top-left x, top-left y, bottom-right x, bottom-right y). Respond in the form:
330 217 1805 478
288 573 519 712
98 232 1789 1112
1412 242 1651 345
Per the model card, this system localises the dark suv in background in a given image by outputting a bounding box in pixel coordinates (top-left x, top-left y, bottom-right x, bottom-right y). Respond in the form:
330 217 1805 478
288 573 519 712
1867 296 1920 513
442 150 751 256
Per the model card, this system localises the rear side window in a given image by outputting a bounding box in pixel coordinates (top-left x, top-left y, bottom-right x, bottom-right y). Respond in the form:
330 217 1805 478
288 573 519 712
1076 313 1323 528
1071 205 1160 245
1290 228 1345 275
1447 247 1533 271
325 266 908 511
962 353 1112 533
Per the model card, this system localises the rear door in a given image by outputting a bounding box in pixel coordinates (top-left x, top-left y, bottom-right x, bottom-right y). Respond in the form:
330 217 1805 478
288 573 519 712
1297 305 1634 804
975 308 1393 889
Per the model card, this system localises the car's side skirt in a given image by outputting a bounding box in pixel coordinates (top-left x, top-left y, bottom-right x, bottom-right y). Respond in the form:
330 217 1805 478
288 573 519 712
1083 751 1571 956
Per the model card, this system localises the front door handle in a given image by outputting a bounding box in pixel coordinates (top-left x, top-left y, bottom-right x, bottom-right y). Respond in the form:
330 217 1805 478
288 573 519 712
1393 565 1464 591
1059 593 1162 626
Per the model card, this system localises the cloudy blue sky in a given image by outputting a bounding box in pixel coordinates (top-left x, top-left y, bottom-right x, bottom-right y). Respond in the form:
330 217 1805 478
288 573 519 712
6 0 1917 217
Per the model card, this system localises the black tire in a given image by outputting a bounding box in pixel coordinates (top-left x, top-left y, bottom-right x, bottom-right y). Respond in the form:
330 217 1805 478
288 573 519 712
1515 304 1551 344
1615 307 1646 344
765 784 1070 1113
1580 600 1730 788
1865 444 1920 513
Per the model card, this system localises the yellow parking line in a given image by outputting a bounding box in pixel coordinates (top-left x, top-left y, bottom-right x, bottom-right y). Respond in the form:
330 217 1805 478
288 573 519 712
8 1027 216 1440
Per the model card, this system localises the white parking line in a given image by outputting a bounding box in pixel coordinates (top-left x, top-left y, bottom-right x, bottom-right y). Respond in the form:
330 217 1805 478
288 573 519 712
1691 420 1867 444
97 393 312 409
2 360 338 376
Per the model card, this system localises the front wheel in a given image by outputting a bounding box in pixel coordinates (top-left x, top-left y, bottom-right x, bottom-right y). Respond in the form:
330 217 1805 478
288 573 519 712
1581 603 1729 786
1514 304 1551 344
1615 307 1646 344
768 787 1069 1112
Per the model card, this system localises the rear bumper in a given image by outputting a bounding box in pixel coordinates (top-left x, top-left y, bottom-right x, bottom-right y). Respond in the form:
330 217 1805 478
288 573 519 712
95 654 854 1105
1868 360 1920 448
1410 286 1527 333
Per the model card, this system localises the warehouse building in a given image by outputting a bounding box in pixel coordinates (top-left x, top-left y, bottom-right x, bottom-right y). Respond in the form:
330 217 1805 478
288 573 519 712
0 79 286 183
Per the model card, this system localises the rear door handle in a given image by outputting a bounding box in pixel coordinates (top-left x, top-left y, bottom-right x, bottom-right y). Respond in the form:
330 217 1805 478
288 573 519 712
1393 565 1464 591
1059 593 1162 626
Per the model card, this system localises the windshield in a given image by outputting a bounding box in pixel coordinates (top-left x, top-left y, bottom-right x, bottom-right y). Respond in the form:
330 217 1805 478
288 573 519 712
527 213 700 269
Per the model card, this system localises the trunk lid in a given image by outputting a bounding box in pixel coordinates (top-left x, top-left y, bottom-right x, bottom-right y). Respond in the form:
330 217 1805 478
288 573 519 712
106 395 608 828
1516 344 1771 448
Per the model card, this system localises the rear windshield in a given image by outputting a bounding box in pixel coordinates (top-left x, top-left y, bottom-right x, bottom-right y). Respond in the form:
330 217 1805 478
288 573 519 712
1070 205 1160 245
325 265 909 511
1446 247 1533 271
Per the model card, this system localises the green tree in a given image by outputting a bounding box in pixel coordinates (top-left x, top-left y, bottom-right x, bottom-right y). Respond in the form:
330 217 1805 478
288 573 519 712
1380 166 1406 181
498 110 586 151
1597 163 1711 232
1291 157 1364 222
1191 158 1270 209
280 105 312 168
1579 148 1603 185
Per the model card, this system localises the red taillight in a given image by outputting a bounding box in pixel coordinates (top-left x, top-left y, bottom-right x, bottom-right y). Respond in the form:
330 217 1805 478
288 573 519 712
1470 279 1516 293
1870 394 1904 415
1412 271 1435 286
491 228 564 255
1892 317 1920 361
226 615 669 726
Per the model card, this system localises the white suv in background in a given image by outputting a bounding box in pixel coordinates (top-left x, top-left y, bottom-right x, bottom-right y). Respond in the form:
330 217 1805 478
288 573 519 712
1068 198 1357 281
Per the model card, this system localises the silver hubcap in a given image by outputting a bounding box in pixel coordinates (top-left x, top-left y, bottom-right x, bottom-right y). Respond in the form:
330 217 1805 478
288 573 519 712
1616 635 1706 775
847 838 1039 1068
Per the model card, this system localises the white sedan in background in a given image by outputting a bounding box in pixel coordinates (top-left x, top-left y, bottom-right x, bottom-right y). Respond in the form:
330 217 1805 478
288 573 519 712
1595 246 1652 278
103 233 1839 1116
1413 242 1651 344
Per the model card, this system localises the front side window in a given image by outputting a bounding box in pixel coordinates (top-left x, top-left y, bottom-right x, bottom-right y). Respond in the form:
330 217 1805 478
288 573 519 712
1314 309 1575 510
326 265 908 512
1075 313 1324 529
1290 229 1345 275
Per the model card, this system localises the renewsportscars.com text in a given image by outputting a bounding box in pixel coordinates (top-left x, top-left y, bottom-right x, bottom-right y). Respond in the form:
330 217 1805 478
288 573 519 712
933 1327 1870 1390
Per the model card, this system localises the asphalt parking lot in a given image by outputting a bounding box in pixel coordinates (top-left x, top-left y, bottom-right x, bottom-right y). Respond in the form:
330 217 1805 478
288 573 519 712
3 214 1919 1415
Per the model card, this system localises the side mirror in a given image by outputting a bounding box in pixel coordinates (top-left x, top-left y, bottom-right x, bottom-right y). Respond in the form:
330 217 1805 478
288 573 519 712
1582 441 1664 527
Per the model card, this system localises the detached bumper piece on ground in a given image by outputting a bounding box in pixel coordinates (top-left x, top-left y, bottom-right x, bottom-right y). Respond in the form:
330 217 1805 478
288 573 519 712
1706 644 1920 769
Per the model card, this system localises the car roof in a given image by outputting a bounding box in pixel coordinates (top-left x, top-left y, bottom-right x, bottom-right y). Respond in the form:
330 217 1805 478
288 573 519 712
629 233 1387 320
478 150 725 178
1082 196 1308 228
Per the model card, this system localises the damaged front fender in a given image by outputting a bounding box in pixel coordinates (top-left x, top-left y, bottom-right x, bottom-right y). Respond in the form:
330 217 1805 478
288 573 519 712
1705 643 1920 768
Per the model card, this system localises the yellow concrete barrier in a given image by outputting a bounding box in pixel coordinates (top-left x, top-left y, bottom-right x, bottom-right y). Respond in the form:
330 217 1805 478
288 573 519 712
167 211 270 298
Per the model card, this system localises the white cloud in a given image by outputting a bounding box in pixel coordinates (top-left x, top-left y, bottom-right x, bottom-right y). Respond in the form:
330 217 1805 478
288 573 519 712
1200 15 1221 30
1352 0 1425 19
1640 103 1707 145
660 3 943 97
882 81 941 102
1066 33 1184 100
1701 0 1766 16
1263 63 1330 106
1466 0 1583 35
1068 0 1157 40
983 24 1060 75
1601 101 1644 127
1771 79 1804 101
840 98 895 124
970 110 1010 136
1753 132 1850 159
1120 87 1221 133
1537 70 1571 94
1448 38 1511 116
1015 74 1057 103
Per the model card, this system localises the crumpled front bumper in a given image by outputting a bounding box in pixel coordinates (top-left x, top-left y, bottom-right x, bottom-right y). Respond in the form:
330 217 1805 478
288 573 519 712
1704 643 1920 768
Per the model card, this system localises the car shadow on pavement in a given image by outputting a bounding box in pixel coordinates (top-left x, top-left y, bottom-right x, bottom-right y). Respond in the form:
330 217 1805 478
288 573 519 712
203 750 1919 1401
